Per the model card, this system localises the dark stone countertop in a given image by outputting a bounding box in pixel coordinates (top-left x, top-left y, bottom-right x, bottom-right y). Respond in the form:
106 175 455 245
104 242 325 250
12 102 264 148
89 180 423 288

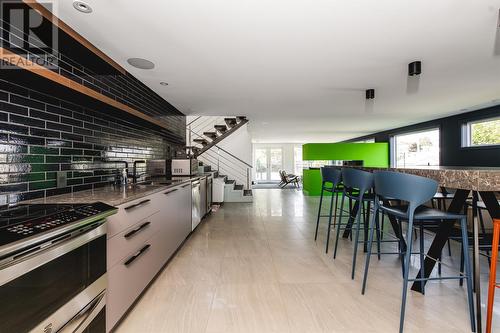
344 166 500 191
23 177 197 206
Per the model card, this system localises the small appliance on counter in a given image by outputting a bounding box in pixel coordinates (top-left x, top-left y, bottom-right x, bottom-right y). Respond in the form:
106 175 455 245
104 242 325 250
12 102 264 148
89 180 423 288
146 159 167 177
0 202 117 333
172 158 199 176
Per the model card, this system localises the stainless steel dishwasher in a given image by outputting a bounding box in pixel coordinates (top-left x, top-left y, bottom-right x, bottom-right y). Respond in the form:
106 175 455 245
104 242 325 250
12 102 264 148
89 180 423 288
206 175 213 214
191 180 201 230
199 176 207 218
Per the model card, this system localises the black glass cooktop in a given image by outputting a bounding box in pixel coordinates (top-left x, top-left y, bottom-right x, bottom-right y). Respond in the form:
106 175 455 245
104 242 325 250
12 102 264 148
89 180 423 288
0 204 84 228
0 202 116 249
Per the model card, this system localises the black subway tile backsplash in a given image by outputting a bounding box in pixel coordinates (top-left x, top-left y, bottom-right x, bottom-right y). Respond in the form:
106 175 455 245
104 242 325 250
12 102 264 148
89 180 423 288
61 117 82 127
0 102 29 116
0 17 186 204
46 122 72 133
46 105 73 118
0 79 185 204
10 95 45 110
10 114 45 128
30 109 59 122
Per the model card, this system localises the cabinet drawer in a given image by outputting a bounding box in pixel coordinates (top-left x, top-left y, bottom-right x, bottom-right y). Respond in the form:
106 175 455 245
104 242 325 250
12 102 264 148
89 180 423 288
106 239 158 332
106 196 160 238
107 212 159 269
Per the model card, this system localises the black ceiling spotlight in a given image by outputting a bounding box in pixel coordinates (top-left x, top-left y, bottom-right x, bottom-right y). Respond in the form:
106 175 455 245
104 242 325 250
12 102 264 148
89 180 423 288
365 89 375 99
408 61 422 76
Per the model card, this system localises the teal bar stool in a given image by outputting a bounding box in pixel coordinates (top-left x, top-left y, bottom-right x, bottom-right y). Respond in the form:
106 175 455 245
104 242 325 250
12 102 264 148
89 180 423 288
314 167 342 253
361 171 476 333
333 168 375 279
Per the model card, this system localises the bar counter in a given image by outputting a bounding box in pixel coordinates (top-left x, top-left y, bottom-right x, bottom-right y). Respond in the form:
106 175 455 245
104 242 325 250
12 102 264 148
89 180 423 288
345 165 500 332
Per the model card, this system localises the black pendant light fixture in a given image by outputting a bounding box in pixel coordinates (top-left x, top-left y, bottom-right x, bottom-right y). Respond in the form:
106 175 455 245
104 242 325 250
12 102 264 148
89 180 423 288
364 89 375 113
408 61 422 76
407 60 422 94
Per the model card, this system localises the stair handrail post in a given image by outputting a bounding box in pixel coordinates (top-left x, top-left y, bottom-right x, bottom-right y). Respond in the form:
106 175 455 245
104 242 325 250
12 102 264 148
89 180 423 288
246 167 250 189
217 147 220 171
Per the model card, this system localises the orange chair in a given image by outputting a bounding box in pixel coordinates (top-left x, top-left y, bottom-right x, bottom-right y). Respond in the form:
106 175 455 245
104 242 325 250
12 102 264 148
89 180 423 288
487 218 500 333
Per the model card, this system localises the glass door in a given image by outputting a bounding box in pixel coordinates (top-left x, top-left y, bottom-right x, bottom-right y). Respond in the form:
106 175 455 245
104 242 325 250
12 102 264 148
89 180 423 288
269 148 283 181
255 148 268 181
254 147 283 182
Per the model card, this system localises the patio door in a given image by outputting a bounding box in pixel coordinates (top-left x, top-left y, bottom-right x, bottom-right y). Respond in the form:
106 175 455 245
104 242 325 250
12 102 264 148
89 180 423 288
255 147 283 182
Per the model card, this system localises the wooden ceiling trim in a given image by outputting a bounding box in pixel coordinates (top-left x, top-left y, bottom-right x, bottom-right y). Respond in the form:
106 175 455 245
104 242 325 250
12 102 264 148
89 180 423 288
0 47 168 130
23 0 126 74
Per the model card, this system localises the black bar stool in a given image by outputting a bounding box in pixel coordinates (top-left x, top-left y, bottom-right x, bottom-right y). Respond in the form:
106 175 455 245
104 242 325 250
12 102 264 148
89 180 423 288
361 171 476 333
333 168 375 279
314 167 342 253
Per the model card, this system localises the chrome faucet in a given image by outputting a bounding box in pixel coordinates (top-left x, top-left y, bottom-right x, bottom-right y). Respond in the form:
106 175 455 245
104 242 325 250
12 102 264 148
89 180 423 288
132 160 146 183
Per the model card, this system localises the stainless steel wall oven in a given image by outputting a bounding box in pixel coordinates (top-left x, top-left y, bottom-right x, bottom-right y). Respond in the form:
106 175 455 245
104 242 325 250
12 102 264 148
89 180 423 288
0 202 116 333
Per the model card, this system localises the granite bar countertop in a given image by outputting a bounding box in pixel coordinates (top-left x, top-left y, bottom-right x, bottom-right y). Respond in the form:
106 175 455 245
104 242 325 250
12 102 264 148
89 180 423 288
24 177 197 206
343 166 500 191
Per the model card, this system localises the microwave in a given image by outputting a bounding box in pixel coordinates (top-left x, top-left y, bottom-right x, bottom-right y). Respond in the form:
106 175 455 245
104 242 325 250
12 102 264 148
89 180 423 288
171 159 198 176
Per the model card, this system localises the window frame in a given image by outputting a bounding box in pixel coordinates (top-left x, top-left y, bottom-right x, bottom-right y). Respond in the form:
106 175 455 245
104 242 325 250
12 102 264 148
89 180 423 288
390 127 441 168
461 116 500 148
354 138 375 143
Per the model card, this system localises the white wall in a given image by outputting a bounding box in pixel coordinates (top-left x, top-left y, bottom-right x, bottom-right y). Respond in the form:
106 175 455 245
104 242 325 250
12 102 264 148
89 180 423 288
217 124 252 165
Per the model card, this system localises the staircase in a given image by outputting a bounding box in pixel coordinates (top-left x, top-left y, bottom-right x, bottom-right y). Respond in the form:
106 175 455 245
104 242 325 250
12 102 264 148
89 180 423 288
187 116 253 203
188 116 249 157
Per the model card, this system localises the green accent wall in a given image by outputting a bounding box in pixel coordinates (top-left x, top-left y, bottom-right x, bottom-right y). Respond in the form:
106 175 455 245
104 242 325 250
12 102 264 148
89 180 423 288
302 143 389 196
303 143 389 167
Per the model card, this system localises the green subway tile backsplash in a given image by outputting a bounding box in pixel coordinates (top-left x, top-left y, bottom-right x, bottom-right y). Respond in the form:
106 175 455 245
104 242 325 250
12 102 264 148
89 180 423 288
29 180 57 191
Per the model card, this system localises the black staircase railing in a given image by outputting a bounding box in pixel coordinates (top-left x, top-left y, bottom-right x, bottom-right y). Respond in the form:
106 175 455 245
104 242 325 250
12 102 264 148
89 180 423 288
187 117 252 189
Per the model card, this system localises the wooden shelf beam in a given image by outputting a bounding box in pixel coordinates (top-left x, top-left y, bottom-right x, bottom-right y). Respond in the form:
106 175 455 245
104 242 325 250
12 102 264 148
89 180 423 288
0 47 169 130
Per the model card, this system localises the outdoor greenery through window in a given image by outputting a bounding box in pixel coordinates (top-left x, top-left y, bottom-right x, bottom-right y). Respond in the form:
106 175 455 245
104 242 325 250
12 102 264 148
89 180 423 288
463 117 500 147
393 128 440 167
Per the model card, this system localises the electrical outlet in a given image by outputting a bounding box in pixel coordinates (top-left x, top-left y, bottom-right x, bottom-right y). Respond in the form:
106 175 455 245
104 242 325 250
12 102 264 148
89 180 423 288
57 171 67 188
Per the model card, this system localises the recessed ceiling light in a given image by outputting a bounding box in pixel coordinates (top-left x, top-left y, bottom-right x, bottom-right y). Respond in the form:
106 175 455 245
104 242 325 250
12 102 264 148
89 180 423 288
160 82 168 86
73 1 92 13
127 58 155 70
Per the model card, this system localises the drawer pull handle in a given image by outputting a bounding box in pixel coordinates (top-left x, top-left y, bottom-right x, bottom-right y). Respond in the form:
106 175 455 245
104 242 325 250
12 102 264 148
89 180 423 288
124 199 151 211
124 244 151 266
164 189 178 195
124 222 151 239
181 184 191 188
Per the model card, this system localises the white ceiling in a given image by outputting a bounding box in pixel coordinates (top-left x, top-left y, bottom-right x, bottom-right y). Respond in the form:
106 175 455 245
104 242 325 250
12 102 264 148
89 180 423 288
52 0 500 142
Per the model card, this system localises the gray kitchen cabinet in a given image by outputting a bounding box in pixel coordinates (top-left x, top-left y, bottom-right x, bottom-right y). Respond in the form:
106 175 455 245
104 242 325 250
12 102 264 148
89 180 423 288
106 182 193 332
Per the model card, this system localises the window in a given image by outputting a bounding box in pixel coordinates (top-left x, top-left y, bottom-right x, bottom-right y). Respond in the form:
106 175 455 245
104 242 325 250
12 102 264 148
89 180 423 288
462 117 500 147
392 128 440 167
354 138 375 143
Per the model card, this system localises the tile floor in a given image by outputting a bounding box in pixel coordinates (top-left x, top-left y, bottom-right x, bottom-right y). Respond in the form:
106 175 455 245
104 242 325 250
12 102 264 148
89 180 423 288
115 189 499 333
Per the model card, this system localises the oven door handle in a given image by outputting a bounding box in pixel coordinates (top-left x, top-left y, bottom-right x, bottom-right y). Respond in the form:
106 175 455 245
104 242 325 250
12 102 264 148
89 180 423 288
29 274 107 333
58 290 106 333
